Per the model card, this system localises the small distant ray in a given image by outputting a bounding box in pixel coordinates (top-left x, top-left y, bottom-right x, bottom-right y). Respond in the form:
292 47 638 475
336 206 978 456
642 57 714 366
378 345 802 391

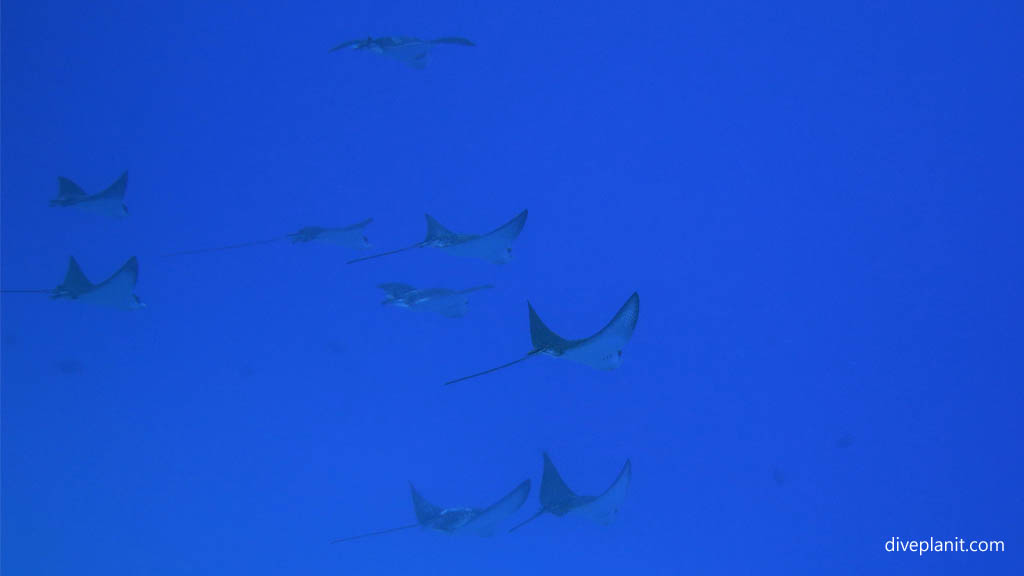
287 219 374 246
348 210 527 265
379 282 493 318
329 36 475 69
510 453 631 533
50 172 129 218
836 434 854 449
55 358 84 374
332 479 530 543
162 218 373 257
2 256 145 310
444 292 639 386
325 339 345 356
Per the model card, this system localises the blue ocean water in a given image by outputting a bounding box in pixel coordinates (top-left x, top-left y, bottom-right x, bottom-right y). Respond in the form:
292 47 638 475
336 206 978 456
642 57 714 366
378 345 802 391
2 0 1022 574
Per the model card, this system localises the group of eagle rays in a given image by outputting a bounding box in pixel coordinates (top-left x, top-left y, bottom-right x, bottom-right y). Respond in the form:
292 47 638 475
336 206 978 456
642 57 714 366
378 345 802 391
3 36 641 542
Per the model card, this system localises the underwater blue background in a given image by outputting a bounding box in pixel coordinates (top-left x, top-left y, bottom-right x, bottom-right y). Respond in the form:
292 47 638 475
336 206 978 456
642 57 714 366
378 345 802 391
2 0 1022 574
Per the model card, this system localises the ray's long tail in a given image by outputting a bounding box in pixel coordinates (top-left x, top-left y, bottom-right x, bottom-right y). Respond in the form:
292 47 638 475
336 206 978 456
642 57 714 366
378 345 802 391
458 284 495 295
330 522 419 544
346 242 424 265
443 352 538 386
507 509 545 533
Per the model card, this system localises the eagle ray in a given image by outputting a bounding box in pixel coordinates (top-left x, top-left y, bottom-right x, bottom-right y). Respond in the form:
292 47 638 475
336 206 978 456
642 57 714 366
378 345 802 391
50 172 130 218
332 479 530 543
329 36 475 69
162 218 373 258
444 292 639 385
348 210 527 265
510 453 631 533
380 282 494 318
3 256 145 310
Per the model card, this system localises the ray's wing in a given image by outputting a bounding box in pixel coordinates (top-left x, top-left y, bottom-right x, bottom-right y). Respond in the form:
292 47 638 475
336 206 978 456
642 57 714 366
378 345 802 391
460 480 531 536
93 256 139 293
75 257 139 307
540 452 577 509
378 40 432 67
510 455 577 533
95 171 128 199
409 483 443 524
482 209 528 243
341 217 374 231
378 283 417 299
53 177 88 204
380 36 420 48
430 37 476 46
58 256 95 294
454 209 527 260
457 284 494 295
580 292 639 351
571 460 632 524
528 301 573 351
423 213 461 244
288 226 324 243
329 39 362 52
